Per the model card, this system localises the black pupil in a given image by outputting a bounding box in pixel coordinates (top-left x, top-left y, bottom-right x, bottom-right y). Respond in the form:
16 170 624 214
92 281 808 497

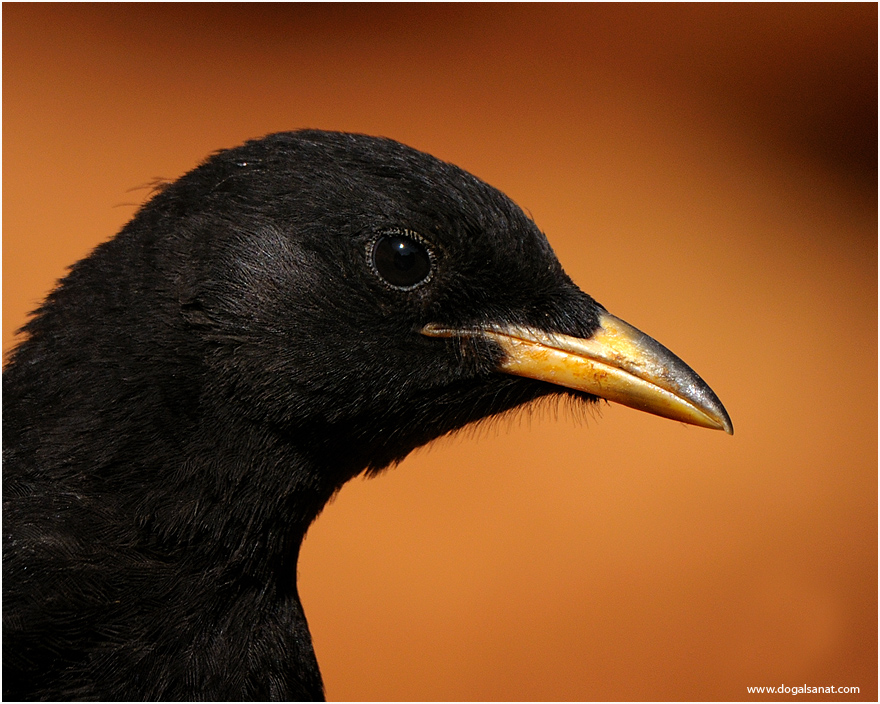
373 235 432 288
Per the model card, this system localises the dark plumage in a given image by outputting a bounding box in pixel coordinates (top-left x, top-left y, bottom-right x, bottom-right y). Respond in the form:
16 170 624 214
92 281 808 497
3 130 731 701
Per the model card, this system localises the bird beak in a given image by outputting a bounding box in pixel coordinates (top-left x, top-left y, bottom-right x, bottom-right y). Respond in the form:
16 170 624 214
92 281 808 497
422 312 733 434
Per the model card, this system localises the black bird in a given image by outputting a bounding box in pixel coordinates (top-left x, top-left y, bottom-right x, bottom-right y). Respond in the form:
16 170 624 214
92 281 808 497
3 130 732 701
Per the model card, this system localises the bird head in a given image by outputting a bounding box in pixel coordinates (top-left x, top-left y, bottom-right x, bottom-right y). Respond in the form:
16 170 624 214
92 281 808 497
138 130 730 482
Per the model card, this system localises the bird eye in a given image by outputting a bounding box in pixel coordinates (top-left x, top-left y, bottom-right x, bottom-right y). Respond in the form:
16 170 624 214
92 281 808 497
370 231 434 289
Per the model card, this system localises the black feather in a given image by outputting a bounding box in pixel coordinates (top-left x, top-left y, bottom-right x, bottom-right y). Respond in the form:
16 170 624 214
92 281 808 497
3 130 604 701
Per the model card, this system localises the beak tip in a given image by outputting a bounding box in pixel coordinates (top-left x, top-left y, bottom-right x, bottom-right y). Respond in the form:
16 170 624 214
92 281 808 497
698 395 733 435
706 404 733 435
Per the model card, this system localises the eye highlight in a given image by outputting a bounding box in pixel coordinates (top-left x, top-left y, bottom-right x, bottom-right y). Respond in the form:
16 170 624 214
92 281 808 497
369 230 434 290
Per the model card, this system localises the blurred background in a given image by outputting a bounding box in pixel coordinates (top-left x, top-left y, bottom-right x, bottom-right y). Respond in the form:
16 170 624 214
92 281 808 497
3 4 876 701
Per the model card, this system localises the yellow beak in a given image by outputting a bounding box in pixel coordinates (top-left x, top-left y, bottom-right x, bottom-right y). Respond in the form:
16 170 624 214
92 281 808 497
423 312 733 434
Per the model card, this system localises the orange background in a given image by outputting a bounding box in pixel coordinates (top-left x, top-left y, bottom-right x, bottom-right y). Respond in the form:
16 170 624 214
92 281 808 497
4 5 876 701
